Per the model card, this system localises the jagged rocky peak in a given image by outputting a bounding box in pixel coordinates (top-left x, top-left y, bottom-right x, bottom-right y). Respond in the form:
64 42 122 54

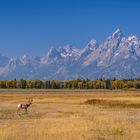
48 47 57 54
86 39 99 49
21 54 30 59
41 47 62 64
103 28 124 49
87 39 97 46
63 44 73 50
20 54 31 65
106 28 124 43
60 44 74 54
8 58 16 69
47 47 61 58
127 35 139 45
59 44 81 59
127 35 138 41
112 28 123 37
80 40 98 58
124 35 140 57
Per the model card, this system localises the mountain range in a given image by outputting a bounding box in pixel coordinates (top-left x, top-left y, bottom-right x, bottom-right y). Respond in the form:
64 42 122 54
0 29 140 80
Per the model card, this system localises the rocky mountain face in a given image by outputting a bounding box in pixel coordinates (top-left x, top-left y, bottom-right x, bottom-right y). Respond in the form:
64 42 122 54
0 29 140 80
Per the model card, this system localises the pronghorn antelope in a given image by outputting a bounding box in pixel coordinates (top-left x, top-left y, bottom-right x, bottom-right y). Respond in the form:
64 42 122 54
17 99 33 114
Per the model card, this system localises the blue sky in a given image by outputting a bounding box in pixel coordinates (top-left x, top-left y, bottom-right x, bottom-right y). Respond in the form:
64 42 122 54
0 0 140 57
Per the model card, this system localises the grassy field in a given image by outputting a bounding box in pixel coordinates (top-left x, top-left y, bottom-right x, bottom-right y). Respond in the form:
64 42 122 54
0 89 140 140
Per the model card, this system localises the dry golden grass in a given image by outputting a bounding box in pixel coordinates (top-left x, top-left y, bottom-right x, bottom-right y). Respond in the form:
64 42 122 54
0 89 140 140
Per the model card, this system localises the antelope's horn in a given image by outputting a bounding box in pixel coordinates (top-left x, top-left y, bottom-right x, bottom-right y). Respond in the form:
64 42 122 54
29 98 33 102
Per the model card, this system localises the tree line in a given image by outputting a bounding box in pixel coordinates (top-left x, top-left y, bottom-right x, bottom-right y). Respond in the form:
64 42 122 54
0 78 140 89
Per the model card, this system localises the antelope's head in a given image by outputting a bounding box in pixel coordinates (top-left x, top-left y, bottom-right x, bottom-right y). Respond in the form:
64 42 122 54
28 98 33 105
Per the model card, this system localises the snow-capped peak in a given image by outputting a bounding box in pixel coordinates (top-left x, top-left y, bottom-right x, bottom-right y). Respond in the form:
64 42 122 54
47 47 62 59
63 44 73 50
86 39 98 49
59 44 81 59
87 40 98 47
41 47 62 64
126 35 140 46
20 54 31 65
60 44 75 55
80 40 98 58
111 28 123 40
112 28 121 36
127 35 138 41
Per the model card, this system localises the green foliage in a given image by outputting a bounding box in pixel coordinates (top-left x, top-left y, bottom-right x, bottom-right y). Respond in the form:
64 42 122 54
18 79 27 88
0 78 140 89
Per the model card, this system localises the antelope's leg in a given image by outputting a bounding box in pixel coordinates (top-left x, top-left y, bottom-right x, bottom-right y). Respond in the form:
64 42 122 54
25 108 27 113
17 108 20 114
